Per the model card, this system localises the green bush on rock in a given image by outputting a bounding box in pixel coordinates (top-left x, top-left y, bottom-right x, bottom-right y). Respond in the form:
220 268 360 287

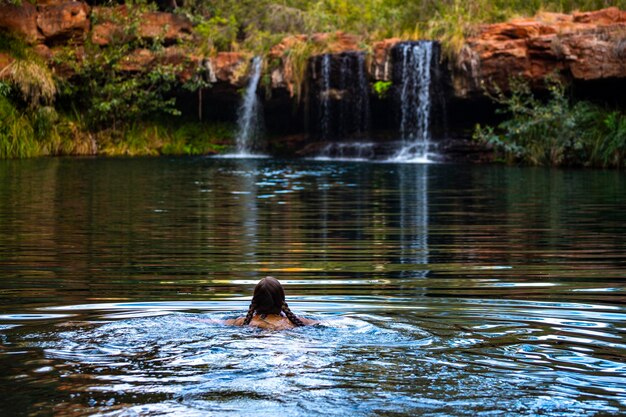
474 78 626 168
372 81 392 99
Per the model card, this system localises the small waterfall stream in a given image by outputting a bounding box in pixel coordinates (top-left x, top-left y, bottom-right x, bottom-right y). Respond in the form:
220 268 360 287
355 53 370 135
313 52 370 141
319 54 331 140
234 56 264 156
308 44 440 162
390 41 434 163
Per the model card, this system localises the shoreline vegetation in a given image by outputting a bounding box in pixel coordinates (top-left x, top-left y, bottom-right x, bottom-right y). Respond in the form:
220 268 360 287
1 0 626 166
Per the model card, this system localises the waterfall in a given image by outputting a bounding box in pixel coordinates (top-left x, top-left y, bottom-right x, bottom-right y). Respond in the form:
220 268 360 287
314 142 376 161
355 53 370 135
234 56 264 156
391 41 434 163
313 52 370 141
319 54 331 140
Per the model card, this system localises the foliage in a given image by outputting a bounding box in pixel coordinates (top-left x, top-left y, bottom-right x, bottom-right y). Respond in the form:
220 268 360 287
372 80 392 99
0 32 56 108
1 58 57 107
99 120 234 156
0 33 66 159
0 81 11 98
0 94 95 158
4 0 626 160
177 0 626 53
56 0 184 132
283 38 327 100
474 78 626 168
0 95 38 158
0 30 28 59
161 122 233 155
195 15 239 54
583 108 626 168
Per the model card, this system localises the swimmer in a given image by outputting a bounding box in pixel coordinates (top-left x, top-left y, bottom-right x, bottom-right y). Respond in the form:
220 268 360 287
226 276 316 330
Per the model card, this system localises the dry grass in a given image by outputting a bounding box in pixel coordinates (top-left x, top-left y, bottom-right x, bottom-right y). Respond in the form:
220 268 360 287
0 59 56 107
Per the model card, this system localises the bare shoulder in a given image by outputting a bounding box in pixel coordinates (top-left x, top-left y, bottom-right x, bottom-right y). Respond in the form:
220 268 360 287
224 315 318 329
224 317 247 326
253 316 294 330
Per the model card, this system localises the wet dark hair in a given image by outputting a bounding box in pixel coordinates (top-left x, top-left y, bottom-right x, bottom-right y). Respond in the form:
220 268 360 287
243 276 304 327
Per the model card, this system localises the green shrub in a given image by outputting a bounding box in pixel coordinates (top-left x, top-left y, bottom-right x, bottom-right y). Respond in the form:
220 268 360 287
0 32 57 108
474 78 626 168
56 1 185 133
96 120 233 156
372 80 392 99
195 15 239 53
164 122 233 155
583 108 626 168
0 96 38 158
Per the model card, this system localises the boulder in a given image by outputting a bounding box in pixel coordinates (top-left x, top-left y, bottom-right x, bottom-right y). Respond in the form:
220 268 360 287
573 7 626 24
33 43 52 61
210 52 249 87
455 7 626 97
118 48 155 72
370 38 400 80
91 6 192 46
91 21 125 46
116 46 197 79
0 3 41 44
37 1 90 45
139 12 192 44
309 31 360 53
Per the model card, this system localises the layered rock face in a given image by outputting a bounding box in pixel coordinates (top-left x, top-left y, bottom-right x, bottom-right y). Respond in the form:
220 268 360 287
267 31 360 95
454 7 626 97
37 1 90 44
1 3 625 102
0 2 42 44
90 6 193 46
261 7 626 99
0 1 248 86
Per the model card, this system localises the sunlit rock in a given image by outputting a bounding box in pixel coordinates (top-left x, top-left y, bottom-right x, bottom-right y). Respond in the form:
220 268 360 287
454 7 626 97
36 1 90 45
0 2 41 44
90 6 192 46
210 52 249 87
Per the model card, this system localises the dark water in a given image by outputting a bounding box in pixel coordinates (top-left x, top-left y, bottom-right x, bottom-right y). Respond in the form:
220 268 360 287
0 157 625 416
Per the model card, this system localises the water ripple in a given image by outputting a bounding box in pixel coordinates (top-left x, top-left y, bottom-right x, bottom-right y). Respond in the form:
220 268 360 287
1 158 625 415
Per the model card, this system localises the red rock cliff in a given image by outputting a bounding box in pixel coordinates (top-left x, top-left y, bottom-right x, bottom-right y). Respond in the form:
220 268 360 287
1 3 626 99
454 7 626 97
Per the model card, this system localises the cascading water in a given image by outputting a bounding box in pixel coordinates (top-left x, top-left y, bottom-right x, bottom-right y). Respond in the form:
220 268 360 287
234 56 264 156
391 41 434 163
314 142 376 161
319 54 331 140
355 53 370 135
312 52 370 141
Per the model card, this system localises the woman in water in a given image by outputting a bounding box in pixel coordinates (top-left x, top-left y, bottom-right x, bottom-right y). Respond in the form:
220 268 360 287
227 276 315 330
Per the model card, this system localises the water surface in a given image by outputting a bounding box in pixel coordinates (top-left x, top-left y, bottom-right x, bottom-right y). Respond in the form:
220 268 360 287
0 158 625 416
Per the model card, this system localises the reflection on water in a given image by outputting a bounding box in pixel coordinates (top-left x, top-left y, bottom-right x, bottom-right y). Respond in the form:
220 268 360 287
0 158 625 416
399 164 429 278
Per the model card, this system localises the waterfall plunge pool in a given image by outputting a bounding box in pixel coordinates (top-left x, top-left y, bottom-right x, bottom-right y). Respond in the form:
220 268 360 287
0 157 625 416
